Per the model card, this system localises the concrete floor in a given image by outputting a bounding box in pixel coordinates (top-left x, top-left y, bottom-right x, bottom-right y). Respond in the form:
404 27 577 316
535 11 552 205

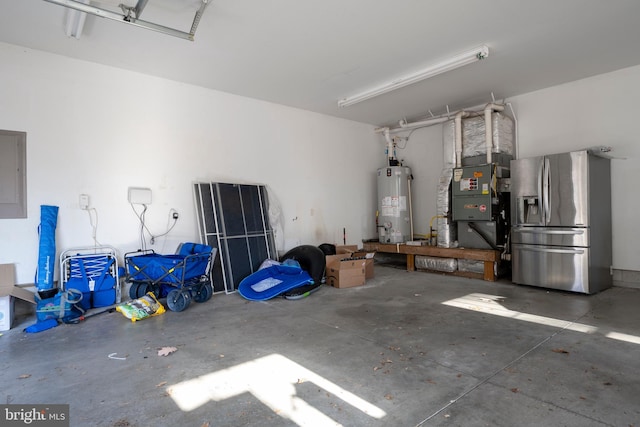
2 264 639 427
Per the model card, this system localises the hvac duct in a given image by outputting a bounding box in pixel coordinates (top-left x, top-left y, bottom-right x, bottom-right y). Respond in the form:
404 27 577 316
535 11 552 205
444 110 514 166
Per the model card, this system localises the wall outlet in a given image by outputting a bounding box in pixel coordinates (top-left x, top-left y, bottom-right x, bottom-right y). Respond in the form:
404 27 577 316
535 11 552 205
79 194 90 209
128 187 152 205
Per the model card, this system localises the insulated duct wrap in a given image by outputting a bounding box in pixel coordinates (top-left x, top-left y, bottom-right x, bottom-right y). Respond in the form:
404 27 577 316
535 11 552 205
462 112 514 158
457 259 484 274
457 259 497 276
437 217 456 248
415 256 457 273
436 168 456 248
442 120 457 169
436 168 452 215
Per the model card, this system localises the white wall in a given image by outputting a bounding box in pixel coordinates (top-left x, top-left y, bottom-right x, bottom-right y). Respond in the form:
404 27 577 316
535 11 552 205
509 65 640 271
3 42 638 284
0 42 381 284
383 125 444 240
382 65 640 272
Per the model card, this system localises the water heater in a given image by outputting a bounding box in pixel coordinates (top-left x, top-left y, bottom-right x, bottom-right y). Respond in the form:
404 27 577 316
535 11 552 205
377 166 412 243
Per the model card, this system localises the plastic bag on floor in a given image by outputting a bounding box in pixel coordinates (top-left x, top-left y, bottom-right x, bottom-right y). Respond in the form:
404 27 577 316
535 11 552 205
116 292 165 322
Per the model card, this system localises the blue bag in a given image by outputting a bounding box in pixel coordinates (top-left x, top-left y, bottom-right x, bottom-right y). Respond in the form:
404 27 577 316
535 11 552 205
35 289 84 323
36 205 59 291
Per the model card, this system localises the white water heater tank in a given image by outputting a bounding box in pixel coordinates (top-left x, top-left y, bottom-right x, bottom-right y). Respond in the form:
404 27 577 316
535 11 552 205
377 166 412 243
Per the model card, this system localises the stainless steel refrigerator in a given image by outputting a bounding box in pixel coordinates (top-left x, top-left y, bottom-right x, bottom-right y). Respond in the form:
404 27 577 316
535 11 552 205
510 150 612 294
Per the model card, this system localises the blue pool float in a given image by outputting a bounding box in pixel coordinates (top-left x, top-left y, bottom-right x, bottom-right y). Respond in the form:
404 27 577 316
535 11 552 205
238 264 313 301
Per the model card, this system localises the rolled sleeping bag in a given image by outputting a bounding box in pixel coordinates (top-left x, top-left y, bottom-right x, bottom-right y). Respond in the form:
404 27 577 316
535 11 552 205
36 205 59 291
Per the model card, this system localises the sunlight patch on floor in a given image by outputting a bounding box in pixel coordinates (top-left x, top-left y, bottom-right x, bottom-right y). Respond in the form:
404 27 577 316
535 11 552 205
443 293 639 344
167 353 386 426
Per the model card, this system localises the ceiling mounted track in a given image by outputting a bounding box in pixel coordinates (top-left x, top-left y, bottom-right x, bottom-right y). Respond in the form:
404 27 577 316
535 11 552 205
43 0 211 41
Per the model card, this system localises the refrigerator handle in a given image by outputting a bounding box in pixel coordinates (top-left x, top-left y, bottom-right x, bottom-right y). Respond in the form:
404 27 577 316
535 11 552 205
517 245 585 255
513 228 585 235
543 157 550 225
537 159 544 224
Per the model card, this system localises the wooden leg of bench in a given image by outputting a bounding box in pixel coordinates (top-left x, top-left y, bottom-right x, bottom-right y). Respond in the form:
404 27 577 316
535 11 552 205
484 261 495 281
407 254 415 271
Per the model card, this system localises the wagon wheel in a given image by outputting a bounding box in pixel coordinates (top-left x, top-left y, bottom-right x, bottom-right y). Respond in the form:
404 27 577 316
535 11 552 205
136 282 154 298
129 283 140 300
167 289 191 312
193 281 213 303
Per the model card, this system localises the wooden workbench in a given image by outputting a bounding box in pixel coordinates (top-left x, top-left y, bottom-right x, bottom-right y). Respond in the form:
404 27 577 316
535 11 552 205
361 241 500 282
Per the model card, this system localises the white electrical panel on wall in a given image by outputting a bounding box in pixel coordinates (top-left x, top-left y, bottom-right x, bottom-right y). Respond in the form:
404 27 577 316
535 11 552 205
128 187 152 205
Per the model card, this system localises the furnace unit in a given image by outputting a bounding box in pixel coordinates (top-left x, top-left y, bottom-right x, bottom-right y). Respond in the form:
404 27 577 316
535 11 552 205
452 163 510 250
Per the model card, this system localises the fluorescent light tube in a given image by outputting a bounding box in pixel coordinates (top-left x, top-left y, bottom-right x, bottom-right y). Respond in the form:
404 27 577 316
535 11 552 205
65 6 88 39
338 45 489 108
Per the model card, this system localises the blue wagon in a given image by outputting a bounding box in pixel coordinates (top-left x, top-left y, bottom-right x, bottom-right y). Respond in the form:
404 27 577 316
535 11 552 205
124 243 216 312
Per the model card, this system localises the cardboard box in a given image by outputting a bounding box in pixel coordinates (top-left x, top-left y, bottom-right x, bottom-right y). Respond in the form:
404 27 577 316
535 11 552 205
335 245 358 255
353 251 375 279
0 296 15 332
325 254 366 288
334 246 376 279
0 264 36 331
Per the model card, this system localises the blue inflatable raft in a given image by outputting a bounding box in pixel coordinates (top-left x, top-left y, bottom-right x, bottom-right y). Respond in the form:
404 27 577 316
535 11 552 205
238 264 313 301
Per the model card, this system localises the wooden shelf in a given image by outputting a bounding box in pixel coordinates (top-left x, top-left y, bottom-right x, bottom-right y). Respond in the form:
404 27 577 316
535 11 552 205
362 242 500 281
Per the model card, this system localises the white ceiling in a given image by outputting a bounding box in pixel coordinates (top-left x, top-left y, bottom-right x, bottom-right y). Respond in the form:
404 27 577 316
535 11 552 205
3 0 640 127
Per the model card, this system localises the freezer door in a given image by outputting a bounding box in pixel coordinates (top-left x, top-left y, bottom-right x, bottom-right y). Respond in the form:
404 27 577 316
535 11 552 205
545 150 589 226
511 226 589 247
510 156 544 226
512 243 590 293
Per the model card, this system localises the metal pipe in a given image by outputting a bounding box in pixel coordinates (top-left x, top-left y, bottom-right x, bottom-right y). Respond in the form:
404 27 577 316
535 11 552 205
408 177 414 242
383 128 395 163
429 215 445 246
454 111 469 168
483 103 505 164
507 102 519 159
398 116 450 130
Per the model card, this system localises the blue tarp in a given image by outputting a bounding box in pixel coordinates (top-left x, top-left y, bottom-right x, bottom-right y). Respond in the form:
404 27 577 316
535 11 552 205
36 205 59 291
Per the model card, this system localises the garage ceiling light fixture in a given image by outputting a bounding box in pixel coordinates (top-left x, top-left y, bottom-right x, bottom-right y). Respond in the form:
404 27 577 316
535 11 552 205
338 45 490 108
64 0 89 39
43 0 211 41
